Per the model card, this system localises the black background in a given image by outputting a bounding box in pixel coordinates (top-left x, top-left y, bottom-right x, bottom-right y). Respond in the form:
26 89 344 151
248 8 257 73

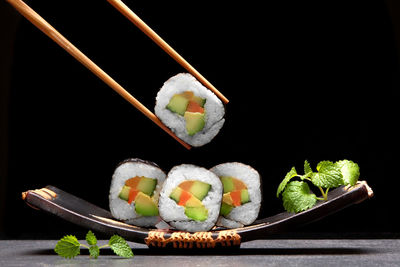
1 0 399 239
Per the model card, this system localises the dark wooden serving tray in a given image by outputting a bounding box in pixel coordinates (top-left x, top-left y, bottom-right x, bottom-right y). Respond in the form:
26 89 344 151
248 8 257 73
22 182 373 248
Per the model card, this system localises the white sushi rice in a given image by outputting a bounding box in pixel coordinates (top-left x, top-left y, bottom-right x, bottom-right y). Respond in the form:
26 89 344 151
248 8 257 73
109 159 166 227
158 164 223 232
210 162 262 228
155 73 225 147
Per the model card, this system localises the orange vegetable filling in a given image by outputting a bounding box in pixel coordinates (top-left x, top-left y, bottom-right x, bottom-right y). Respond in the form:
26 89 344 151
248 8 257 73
230 190 242 207
233 179 247 191
128 188 139 204
178 180 195 191
125 176 141 188
186 101 204 113
182 91 194 99
178 190 193 206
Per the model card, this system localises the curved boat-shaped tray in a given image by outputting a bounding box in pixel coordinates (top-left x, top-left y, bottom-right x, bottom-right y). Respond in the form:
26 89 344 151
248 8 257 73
22 182 373 249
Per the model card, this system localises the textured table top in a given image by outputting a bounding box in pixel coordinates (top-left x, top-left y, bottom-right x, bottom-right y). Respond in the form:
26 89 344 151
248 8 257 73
1 239 399 266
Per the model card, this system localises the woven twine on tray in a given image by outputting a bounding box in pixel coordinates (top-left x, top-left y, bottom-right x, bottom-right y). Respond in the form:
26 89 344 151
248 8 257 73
145 230 241 248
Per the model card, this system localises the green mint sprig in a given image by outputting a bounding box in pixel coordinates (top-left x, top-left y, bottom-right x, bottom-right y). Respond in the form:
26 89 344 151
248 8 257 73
277 159 360 213
54 230 134 259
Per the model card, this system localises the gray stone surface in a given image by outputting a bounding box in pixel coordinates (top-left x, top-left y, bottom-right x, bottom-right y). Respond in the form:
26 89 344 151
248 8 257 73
1 239 400 266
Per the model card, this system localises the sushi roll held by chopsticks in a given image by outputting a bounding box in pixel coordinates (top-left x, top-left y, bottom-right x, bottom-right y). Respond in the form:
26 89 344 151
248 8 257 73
155 73 225 147
211 162 262 228
109 158 166 227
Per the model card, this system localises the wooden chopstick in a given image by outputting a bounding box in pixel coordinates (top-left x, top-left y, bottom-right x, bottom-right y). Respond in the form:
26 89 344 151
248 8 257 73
107 0 229 104
7 0 191 150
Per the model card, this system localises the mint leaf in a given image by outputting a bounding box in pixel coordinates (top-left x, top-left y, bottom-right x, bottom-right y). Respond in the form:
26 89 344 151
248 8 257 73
335 160 360 186
304 160 312 175
301 160 313 180
89 245 100 259
276 167 298 197
86 230 97 246
54 235 81 259
311 161 344 188
282 181 317 213
109 235 134 258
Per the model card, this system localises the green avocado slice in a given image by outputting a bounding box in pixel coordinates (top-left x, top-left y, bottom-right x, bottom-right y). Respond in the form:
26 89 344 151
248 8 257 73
192 95 206 107
136 177 157 196
220 176 235 193
118 185 131 201
184 206 208 221
184 111 205 136
188 181 211 200
166 94 189 116
240 189 250 204
134 192 159 216
169 186 183 203
220 202 233 216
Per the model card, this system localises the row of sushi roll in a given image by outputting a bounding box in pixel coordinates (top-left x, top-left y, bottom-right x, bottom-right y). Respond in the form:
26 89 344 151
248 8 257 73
155 73 225 147
109 158 261 232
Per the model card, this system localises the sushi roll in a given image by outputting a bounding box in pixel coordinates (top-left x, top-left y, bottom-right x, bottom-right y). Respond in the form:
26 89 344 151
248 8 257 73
155 73 225 147
210 162 262 228
158 164 223 232
109 158 166 227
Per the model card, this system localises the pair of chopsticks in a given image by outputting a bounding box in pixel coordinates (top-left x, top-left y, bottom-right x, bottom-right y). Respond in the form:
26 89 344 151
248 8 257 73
7 0 229 150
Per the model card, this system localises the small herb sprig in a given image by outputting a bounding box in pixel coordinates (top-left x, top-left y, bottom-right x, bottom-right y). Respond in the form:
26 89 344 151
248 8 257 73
276 160 360 213
54 230 134 259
